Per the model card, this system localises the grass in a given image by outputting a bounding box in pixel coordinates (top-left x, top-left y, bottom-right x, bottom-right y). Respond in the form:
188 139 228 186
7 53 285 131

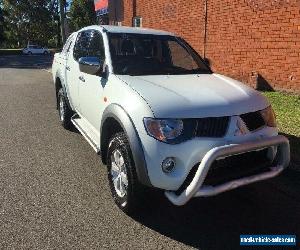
262 91 300 168
263 91 300 136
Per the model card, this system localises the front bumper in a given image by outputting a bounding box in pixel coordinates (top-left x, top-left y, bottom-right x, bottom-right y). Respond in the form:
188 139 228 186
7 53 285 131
165 135 290 206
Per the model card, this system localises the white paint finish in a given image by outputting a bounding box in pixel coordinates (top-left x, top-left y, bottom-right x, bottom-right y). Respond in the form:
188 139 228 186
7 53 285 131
71 115 100 152
52 33 78 111
165 135 290 205
65 35 81 111
88 25 174 36
76 30 113 132
117 74 270 118
78 72 104 133
139 124 278 190
52 25 288 196
103 74 154 134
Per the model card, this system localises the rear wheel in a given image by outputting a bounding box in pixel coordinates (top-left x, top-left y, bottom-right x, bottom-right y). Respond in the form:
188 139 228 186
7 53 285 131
58 88 72 129
107 132 145 214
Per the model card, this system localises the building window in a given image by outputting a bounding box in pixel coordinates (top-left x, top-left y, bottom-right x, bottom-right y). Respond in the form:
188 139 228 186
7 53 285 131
133 16 142 27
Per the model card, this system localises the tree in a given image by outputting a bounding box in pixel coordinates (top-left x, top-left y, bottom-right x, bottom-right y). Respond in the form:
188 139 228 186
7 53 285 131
0 3 5 45
50 0 65 47
69 0 96 32
2 0 58 48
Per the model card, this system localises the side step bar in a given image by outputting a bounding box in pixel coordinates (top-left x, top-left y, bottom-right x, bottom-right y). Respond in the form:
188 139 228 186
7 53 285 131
71 114 101 154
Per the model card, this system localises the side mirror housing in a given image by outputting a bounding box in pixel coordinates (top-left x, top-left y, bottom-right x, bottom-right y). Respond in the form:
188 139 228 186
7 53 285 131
79 57 103 75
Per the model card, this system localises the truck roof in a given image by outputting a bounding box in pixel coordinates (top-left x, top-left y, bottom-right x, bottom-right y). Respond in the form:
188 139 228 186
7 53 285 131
80 25 175 36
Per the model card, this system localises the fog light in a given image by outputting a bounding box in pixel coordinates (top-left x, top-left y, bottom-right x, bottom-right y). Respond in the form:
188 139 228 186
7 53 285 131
162 157 176 173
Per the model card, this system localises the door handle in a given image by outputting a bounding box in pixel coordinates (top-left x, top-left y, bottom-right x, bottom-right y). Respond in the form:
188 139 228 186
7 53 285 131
79 75 85 82
66 66 70 71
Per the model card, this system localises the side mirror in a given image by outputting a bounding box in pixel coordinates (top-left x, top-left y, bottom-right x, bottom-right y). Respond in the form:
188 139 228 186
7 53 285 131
79 57 103 75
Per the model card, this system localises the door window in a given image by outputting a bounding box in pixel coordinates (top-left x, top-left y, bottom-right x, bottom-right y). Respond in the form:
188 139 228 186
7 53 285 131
88 31 105 61
73 31 91 61
73 30 105 61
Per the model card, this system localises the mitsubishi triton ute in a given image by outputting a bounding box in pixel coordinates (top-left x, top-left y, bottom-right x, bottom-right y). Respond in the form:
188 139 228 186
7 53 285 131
52 25 290 214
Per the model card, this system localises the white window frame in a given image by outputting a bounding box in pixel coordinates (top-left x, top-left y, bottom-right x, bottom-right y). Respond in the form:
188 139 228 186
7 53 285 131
133 16 142 27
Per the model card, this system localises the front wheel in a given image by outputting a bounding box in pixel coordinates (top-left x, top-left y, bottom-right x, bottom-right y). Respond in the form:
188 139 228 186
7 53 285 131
107 132 145 214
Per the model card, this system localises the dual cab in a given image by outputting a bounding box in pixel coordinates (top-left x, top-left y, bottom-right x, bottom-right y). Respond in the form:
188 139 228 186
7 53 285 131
52 25 290 213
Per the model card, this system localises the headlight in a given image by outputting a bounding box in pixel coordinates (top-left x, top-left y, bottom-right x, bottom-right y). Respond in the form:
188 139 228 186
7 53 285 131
260 106 276 127
143 118 184 143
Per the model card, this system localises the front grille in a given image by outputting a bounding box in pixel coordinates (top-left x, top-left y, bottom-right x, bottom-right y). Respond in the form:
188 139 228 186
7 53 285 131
194 117 230 138
204 149 272 186
240 111 265 131
175 149 272 195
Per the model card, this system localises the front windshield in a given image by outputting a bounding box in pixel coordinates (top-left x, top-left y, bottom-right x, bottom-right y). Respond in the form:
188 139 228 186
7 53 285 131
108 33 212 76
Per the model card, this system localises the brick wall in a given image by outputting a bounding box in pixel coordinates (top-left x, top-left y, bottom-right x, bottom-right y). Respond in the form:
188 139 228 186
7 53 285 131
122 0 300 93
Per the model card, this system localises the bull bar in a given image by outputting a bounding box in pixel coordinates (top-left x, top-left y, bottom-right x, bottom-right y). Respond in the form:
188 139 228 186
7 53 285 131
165 135 290 206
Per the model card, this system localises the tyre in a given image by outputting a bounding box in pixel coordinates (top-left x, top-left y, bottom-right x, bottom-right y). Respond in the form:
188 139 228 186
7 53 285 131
107 132 145 214
43 51 49 55
28 51 32 55
58 88 72 129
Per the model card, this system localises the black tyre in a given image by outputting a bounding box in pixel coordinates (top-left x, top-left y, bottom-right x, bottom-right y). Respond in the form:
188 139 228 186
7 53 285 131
28 51 32 55
107 132 144 214
58 88 73 129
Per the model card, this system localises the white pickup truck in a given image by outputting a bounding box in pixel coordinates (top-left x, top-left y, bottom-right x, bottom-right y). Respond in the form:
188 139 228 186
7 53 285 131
52 25 290 214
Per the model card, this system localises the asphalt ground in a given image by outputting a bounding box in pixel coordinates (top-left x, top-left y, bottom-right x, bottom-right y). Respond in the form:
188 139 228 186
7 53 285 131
0 55 299 250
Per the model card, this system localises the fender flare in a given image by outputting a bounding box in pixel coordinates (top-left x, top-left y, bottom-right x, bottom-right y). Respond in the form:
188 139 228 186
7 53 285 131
101 104 152 187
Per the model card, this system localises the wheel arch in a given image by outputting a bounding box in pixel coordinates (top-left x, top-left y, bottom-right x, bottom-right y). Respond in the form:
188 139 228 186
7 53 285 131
100 104 152 187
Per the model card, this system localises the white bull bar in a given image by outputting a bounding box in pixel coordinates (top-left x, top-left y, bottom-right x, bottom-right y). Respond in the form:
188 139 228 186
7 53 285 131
165 135 290 206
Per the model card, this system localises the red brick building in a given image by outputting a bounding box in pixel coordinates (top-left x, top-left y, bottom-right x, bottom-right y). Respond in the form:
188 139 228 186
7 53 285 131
120 0 300 93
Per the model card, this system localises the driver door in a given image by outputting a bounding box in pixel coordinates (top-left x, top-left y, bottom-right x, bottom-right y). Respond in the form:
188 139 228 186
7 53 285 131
78 30 106 132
